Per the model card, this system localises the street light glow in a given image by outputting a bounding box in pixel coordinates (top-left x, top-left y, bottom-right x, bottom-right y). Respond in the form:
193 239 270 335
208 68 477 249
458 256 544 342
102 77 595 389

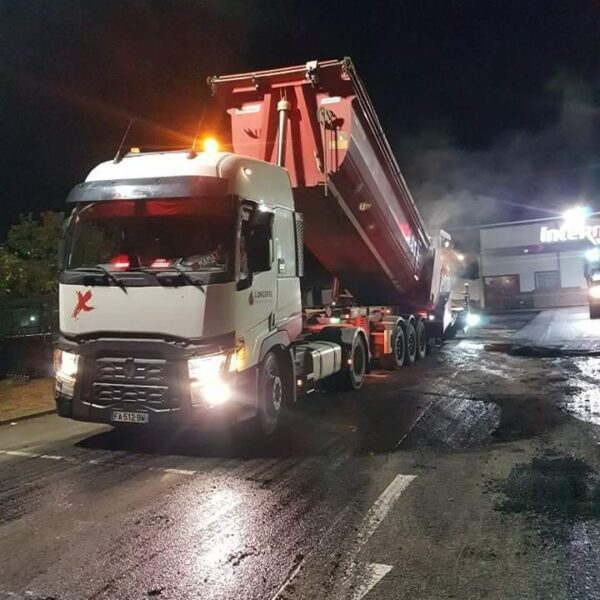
563 206 591 228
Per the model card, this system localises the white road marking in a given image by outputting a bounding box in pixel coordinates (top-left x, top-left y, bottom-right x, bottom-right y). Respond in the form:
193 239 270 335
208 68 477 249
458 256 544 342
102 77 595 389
0 449 198 477
0 589 38 599
351 563 393 600
340 474 416 600
1 450 39 458
357 474 416 547
271 474 416 600
161 467 197 476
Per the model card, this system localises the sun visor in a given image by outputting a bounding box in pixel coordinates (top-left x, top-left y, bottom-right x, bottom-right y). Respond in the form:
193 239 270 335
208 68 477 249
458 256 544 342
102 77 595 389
66 176 227 203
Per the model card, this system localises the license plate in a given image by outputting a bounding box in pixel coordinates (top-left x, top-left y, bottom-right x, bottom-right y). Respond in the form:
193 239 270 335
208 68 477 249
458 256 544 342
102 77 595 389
111 410 149 424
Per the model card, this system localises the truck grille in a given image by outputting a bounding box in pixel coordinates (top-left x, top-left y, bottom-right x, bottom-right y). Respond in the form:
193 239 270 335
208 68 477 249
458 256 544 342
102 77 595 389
90 357 177 408
95 357 166 385
93 383 168 406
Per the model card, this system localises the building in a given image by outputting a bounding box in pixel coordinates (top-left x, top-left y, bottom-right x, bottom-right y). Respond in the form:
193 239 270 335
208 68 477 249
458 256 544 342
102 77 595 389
479 214 598 310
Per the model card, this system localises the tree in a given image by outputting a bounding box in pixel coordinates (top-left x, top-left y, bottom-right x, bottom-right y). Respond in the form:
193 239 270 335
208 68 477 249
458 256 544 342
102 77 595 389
0 212 63 298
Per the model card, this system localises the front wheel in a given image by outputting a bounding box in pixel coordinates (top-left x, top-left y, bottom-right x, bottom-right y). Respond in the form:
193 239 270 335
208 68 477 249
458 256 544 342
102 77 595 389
256 351 286 435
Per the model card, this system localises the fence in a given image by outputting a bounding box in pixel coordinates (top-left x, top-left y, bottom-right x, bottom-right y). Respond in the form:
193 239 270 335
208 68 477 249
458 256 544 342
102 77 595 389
0 296 58 378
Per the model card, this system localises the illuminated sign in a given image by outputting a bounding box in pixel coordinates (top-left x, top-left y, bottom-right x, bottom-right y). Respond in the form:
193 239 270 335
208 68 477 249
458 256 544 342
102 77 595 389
540 224 600 245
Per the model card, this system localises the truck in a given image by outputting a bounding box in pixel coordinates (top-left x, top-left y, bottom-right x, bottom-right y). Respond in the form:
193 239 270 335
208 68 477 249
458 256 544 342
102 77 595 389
54 58 456 434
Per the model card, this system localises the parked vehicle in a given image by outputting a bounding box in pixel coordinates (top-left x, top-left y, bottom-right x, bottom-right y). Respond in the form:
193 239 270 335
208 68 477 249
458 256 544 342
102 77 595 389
584 247 600 319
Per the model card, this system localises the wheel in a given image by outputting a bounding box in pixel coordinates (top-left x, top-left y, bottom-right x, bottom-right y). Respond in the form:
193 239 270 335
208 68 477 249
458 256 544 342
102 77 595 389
338 334 367 390
256 351 286 435
415 319 427 360
444 323 457 340
590 304 600 320
404 321 417 365
381 325 406 370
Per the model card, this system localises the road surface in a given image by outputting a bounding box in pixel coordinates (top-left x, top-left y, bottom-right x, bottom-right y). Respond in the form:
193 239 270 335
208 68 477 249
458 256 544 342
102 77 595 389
2 308 600 599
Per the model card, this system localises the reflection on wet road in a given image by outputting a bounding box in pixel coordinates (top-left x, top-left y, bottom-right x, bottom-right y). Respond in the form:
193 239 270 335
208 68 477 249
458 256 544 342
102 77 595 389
561 356 600 428
3 309 600 599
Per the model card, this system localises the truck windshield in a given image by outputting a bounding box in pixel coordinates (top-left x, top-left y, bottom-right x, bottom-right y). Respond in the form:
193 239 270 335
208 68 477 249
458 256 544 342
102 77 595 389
63 197 235 276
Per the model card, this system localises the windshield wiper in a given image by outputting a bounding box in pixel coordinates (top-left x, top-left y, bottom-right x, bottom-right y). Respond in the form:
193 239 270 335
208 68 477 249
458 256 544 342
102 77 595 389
72 265 128 294
134 265 205 292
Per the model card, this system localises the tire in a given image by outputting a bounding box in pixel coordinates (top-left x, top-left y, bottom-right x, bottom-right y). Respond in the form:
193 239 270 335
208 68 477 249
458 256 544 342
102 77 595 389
444 323 457 340
415 319 427 360
404 321 417 365
381 325 406 370
256 351 286 435
339 334 367 390
590 304 600 320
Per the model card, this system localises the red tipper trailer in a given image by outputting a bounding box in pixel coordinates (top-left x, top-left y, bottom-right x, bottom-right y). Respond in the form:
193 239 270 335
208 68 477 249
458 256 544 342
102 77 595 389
208 57 436 309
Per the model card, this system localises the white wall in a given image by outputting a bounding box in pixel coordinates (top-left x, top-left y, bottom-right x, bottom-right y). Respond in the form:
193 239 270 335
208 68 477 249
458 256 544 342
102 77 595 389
480 221 560 249
480 219 592 293
559 251 587 288
481 253 560 292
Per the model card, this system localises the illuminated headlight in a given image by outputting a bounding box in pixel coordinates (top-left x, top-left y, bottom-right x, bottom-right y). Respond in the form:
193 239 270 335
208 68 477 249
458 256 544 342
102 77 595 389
466 313 481 327
589 286 600 300
586 248 600 262
188 352 235 409
54 349 79 397
428 314 435 321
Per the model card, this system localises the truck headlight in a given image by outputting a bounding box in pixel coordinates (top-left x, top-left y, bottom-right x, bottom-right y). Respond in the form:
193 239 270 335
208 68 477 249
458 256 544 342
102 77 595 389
188 352 235 408
586 248 600 262
466 313 481 327
54 349 79 397
589 286 600 300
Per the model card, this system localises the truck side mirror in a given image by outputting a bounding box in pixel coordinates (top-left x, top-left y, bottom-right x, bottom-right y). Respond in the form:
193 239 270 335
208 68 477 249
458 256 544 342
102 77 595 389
247 210 273 273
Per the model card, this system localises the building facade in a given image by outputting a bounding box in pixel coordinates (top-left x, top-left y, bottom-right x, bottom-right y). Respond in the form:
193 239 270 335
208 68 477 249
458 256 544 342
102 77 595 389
480 216 598 310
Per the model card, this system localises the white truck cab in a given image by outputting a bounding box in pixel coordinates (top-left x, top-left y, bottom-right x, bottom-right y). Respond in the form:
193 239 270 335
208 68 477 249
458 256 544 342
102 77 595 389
55 149 309 433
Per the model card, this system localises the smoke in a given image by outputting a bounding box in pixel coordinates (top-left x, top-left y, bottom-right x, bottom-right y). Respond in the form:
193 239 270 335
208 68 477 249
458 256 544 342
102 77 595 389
399 73 599 240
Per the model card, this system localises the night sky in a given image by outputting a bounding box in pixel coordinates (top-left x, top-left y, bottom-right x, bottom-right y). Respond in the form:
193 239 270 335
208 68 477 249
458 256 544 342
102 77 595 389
1 0 598 238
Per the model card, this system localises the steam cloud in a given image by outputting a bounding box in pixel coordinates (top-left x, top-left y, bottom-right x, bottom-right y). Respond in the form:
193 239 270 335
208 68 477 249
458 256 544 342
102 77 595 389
399 75 599 240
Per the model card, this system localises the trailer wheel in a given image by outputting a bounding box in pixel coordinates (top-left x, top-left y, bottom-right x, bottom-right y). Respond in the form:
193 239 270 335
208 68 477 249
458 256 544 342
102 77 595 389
382 325 406 370
415 319 427 360
404 321 417 365
590 304 600 320
256 351 285 435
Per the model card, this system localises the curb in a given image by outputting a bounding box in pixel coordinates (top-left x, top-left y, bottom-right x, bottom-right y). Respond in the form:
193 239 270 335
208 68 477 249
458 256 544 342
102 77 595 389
0 408 56 426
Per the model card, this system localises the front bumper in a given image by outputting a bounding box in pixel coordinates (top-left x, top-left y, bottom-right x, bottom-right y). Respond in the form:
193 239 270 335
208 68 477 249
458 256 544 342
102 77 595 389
54 336 256 428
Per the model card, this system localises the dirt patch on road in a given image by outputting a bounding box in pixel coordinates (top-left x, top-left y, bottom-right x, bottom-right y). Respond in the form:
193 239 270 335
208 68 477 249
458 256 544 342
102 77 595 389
0 378 55 423
498 453 600 521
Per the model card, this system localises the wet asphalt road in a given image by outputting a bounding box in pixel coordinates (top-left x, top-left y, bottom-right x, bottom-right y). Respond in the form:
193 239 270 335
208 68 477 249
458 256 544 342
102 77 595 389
3 308 600 599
